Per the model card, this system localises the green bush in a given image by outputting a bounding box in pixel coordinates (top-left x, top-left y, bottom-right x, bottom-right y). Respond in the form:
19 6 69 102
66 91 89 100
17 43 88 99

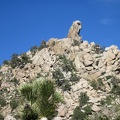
39 40 48 50
19 78 63 119
30 46 38 56
72 40 80 46
20 53 32 65
98 114 109 120
79 92 89 107
10 53 31 68
52 68 65 87
0 96 6 107
70 73 80 82
59 55 75 72
106 75 112 80
10 54 21 68
3 60 9 65
61 80 71 91
52 68 64 81
83 105 92 115
100 95 113 105
90 79 104 91
93 44 105 54
116 115 120 120
111 76 120 95
10 99 18 110
0 114 4 120
71 106 86 120
10 78 19 85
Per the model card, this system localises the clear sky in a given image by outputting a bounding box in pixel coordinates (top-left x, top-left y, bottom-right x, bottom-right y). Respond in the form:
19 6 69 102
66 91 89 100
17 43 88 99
0 0 120 65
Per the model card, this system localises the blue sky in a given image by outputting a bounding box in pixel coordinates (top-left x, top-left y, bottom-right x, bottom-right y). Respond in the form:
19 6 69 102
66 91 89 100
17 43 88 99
0 0 120 65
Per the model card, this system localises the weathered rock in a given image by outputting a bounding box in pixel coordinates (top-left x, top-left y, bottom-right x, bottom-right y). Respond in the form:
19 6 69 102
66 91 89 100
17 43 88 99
88 97 100 103
58 104 68 117
92 105 101 112
40 117 48 120
67 20 82 41
4 115 16 120
53 117 62 120
83 53 94 66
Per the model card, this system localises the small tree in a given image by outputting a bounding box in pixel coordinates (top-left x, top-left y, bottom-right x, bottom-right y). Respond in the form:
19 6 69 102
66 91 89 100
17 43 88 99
19 78 63 120
79 92 89 107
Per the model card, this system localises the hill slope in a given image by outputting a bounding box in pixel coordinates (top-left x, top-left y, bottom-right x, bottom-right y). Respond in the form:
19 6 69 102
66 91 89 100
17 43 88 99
0 20 120 120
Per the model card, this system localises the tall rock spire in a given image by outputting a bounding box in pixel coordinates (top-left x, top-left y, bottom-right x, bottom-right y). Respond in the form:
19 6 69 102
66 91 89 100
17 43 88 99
67 20 82 42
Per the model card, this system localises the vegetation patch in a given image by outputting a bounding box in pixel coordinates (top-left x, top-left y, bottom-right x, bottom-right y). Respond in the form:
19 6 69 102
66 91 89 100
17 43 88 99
93 44 105 54
70 72 80 82
71 40 80 46
10 99 19 110
38 40 48 51
110 76 120 96
30 45 38 56
0 96 7 107
90 78 104 91
10 77 19 86
0 114 4 120
79 92 89 107
59 55 76 72
9 53 32 68
18 78 63 119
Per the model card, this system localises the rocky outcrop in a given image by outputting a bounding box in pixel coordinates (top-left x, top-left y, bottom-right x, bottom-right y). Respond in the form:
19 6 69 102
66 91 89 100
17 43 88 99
67 20 82 42
0 20 120 120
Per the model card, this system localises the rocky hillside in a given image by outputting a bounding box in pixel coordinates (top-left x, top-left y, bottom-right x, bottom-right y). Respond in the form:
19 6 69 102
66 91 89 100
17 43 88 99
0 20 120 120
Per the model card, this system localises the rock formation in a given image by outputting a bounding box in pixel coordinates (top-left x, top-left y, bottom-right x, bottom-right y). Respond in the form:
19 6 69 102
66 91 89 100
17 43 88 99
67 20 82 42
0 20 120 120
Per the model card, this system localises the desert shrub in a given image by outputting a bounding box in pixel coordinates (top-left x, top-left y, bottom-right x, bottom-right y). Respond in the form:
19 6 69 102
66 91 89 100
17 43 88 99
30 45 38 56
111 85 120 96
71 105 92 120
93 44 105 54
79 92 89 107
59 55 75 72
95 60 99 66
39 40 48 50
90 79 104 91
20 53 32 65
52 69 64 86
83 105 92 115
100 95 113 105
10 78 19 85
111 76 120 95
61 80 71 91
71 106 86 120
36 73 43 78
10 99 18 110
98 114 109 120
70 73 80 82
10 53 31 68
10 54 21 68
0 96 6 107
72 40 80 46
52 68 64 80
116 115 120 120
52 68 71 91
0 79 2 86
3 60 9 65
0 114 4 120
106 75 112 80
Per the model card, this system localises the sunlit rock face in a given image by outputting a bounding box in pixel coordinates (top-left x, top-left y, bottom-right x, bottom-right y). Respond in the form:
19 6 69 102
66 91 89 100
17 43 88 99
67 20 82 42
